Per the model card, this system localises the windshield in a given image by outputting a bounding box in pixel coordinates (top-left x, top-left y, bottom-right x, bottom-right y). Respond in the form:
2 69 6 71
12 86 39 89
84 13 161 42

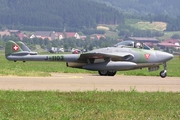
114 40 151 50
142 43 151 50
114 40 134 47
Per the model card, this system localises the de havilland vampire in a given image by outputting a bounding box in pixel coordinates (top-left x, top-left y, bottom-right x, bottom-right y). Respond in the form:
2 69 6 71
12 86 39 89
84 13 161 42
5 40 173 78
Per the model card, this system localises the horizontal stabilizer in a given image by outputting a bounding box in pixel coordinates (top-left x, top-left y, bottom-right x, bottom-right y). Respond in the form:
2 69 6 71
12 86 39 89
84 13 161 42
11 51 34 56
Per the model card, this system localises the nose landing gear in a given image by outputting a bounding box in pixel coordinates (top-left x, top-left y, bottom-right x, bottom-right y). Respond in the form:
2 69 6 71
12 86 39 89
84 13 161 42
160 63 167 78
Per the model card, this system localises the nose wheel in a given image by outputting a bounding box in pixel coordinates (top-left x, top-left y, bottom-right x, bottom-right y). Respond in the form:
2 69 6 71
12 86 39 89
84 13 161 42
160 70 167 78
160 63 167 78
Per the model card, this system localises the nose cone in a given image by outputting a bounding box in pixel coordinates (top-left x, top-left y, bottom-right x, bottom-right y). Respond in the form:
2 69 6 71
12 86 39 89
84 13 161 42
155 51 174 62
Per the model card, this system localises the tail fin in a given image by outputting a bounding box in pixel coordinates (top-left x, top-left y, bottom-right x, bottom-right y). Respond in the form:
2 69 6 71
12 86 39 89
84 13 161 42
5 40 23 56
5 40 38 56
16 41 32 52
16 41 38 55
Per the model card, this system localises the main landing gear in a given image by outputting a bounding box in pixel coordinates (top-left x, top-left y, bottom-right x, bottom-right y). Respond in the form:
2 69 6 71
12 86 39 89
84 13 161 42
159 62 167 78
98 70 117 76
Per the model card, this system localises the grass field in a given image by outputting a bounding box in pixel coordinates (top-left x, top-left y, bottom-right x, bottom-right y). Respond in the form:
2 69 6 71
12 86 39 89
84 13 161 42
97 21 179 40
0 90 179 119
130 21 167 31
0 52 180 119
159 31 180 40
0 53 180 77
1 22 179 120
125 19 167 31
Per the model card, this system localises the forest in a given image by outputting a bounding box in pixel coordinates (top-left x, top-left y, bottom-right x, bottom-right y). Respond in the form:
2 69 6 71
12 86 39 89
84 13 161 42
95 0 180 31
94 0 180 17
0 0 124 31
0 0 180 32
0 0 180 51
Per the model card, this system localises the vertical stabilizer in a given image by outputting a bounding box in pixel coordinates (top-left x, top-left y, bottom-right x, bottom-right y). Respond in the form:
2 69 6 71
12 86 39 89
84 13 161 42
5 40 22 56
17 41 31 52
16 41 38 55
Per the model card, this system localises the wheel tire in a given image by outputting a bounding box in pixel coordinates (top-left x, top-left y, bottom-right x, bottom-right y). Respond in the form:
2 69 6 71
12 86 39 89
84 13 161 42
160 70 166 78
98 71 108 76
107 71 117 76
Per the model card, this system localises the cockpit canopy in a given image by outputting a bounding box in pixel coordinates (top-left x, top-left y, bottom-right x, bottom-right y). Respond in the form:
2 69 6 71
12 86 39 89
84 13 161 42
114 40 151 50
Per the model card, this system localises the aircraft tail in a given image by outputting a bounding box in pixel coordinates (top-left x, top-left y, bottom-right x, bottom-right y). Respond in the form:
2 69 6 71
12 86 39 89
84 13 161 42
16 41 38 55
5 40 38 57
5 40 23 56
16 41 32 52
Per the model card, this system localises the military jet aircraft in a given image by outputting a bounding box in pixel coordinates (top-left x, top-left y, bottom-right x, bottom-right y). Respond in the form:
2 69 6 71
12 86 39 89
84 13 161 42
5 40 173 78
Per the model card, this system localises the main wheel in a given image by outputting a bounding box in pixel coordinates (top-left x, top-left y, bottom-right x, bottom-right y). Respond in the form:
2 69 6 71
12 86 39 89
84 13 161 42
98 71 108 76
107 71 117 76
160 70 166 78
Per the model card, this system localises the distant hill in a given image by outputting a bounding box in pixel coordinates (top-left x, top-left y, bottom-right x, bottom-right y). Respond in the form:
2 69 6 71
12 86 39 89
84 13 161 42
0 0 124 31
0 0 180 32
94 0 180 17
130 22 167 31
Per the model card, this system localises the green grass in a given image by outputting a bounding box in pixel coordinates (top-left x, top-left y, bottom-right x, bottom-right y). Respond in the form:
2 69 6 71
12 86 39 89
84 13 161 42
0 54 180 77
124 19 180 40
158 31 180 40
104 31 119 39
1 51 180 119
129 21 167 31
125 19 167 31
120 55 180 77
101 19 180 40
0 54 96 76
0 90 179 119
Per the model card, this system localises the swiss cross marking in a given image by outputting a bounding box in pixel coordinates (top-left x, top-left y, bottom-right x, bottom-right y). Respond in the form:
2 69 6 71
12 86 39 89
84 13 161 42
12 44 19 51
144 54 150 60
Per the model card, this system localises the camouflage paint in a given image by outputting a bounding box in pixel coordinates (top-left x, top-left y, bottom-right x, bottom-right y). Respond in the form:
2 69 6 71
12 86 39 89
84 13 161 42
132 48 155 63
4 40 173 78
5 40 22 55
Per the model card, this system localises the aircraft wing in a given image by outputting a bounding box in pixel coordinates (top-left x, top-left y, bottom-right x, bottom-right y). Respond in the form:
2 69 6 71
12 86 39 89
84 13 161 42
78 52 134 61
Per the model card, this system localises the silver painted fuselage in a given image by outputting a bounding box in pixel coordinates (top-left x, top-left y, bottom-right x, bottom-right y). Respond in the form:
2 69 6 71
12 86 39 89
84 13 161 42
6 47 173 71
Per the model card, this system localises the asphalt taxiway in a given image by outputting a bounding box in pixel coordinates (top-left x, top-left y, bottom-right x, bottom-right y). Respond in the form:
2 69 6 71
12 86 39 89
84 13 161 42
0 73 179 92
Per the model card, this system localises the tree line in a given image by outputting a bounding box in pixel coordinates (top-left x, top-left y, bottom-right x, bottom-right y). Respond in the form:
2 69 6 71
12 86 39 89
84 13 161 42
0 35 120 51
0 0 179 39
95 0 180 17
95 0 180 31
116 23 164 38
0 0 124 32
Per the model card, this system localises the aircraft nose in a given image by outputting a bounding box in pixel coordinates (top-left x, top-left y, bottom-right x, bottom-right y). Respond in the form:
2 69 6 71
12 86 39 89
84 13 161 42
155 51 174 62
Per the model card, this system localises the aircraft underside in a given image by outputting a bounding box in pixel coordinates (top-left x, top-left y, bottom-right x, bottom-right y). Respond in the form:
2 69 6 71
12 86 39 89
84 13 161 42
67 61 167 78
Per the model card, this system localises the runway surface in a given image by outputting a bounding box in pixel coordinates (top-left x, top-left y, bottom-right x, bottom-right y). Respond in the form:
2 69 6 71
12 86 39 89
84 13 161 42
0 73 180 92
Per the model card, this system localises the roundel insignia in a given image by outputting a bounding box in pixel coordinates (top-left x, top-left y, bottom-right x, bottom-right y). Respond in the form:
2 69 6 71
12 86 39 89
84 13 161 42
144 54 150 60
12 44 19 51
